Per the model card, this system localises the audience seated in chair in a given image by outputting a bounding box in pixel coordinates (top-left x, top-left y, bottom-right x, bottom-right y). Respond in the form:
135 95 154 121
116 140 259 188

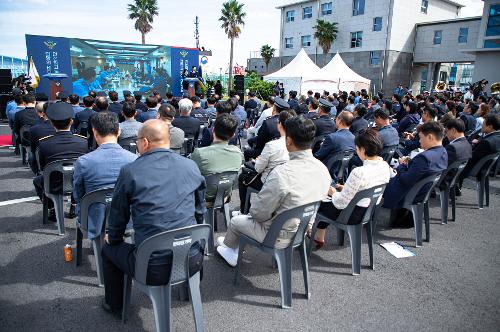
191 113 243 205
312 129 391 248
33 102 88 221
216 116 331 267
238 110 295 213
172 98 201 140
73 112 137 241
29 101 55 174
441 119 472 192
383 121 448 227
459 113 500 187
399 106 437 156
157 103 184 149
118 102 142 140
101 119 206 316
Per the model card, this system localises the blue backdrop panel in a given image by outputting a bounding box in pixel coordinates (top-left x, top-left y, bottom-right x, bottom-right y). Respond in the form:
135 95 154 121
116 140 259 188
25 34 72 96
171 47 200 96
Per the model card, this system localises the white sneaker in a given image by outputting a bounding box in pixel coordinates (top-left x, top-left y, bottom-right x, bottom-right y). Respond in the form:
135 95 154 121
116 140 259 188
231 211 242 218
217 246 238 267
217 236 226 247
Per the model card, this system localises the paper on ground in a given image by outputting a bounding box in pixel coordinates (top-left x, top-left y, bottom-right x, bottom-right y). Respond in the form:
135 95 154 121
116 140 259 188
380 242 416 258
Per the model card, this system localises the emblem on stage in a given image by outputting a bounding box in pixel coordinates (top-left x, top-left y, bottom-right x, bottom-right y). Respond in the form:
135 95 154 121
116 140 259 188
44 40 57 49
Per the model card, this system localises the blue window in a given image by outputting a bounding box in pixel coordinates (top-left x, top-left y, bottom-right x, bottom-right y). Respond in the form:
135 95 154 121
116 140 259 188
285 37 294 49
321 2 333 16
486 4 500 36
458 27 468 43
301 35 312 47
433 30 442 44
286 10 295 22
484 39 500 48
352 0 365 16
303 6 313 19
373 17 382 31
370 51 381 65
421 0 429 14
351 31 363 48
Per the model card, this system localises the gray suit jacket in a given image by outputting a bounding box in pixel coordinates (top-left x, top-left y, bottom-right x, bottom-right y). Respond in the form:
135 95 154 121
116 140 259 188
119 119 142 139
73 143 137 239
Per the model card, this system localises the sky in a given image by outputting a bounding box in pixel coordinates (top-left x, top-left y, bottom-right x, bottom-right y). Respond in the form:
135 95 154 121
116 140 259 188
0 0 485 74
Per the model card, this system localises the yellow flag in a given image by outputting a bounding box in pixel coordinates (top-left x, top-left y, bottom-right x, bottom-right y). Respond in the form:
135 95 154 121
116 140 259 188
28 56 40 89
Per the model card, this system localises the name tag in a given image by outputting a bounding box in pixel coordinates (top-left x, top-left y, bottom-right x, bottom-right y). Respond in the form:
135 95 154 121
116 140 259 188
173 238 192 247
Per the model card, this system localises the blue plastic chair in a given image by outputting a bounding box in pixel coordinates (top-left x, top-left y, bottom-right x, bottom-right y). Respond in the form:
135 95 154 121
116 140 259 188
233 202 321 309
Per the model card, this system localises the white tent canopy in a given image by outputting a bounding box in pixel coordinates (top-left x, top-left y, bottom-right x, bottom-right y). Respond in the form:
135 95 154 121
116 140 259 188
264 48 334 95
305 53 371 92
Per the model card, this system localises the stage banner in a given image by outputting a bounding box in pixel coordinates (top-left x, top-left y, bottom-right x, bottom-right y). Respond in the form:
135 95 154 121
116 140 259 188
171 47 199 96
25 34 72 96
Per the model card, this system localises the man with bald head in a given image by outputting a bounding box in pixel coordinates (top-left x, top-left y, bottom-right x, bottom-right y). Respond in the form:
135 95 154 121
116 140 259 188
101 119 206 315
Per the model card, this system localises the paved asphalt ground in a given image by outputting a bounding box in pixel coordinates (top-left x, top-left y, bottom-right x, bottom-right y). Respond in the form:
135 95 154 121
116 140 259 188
0 131 499 331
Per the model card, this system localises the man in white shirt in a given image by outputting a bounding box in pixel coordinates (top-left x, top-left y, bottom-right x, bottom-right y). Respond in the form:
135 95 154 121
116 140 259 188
246 97 275 138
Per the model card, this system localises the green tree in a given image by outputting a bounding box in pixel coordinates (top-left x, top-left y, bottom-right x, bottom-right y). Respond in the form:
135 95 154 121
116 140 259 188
313 19 338 66
219 0 246 93
246 72 275 101
260 44 276 73
127 0 159 44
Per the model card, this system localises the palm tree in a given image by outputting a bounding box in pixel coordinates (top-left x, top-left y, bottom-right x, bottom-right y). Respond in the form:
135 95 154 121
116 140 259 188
219 0 246 93
127 0 159 44
313 19 338 66
260 44 276 73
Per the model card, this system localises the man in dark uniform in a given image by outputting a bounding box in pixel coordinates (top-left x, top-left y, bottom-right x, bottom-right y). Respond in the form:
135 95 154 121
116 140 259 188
133 91 148 113
14 93 38 138
29 102 55 174
73 96 96 136
287 90 299 111
107 91 123 121
244 97 289 161
305 98 320 119
33 103 88 220
313 98 336 137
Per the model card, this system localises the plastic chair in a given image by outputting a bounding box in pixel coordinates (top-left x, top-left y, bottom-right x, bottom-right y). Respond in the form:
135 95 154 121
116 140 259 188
307 185 386 275
203 171 238 255
122 224 210 332
466 152 500 209
76 187 114 287
234 202 321 309
325 150 354 182
243 186 260 214
436 160 468 224
118 137 138 154
19 125 31 165
380 145 398 164
401 172 443 247
42 159 77 235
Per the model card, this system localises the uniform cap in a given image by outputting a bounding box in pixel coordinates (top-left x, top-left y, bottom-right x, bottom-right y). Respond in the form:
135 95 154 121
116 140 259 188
274 97 290 111
46 102 74 121
318 98 333 108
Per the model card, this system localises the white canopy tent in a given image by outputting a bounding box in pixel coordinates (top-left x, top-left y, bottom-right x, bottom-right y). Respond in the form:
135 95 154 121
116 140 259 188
264 48 336 95
264 50 370 95
305 53 371 93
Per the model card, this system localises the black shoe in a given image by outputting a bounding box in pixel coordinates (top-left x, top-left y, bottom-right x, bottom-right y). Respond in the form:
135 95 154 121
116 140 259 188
65 205 76 219
101 299 121 318
48 209 56 222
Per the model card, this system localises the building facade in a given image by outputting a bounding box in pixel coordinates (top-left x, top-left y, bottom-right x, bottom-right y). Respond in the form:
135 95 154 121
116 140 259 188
248 0 463 93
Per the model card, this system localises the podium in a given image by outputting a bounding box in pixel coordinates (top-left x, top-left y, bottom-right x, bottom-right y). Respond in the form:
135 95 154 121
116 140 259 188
43 73 69 100
184 78 199 97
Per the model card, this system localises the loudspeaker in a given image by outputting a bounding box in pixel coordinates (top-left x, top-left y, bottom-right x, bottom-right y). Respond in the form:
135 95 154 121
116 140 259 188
0 93 11 120
0 69 11 77
234 75 245 106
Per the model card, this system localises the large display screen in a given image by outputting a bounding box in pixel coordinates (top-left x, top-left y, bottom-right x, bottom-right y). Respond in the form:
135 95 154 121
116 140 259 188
26 34 198 97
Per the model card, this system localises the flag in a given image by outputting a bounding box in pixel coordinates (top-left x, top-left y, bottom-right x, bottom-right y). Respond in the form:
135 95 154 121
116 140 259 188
28 56 40 89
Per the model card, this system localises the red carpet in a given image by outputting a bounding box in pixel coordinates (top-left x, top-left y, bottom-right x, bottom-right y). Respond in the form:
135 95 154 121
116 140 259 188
0 135 12 147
